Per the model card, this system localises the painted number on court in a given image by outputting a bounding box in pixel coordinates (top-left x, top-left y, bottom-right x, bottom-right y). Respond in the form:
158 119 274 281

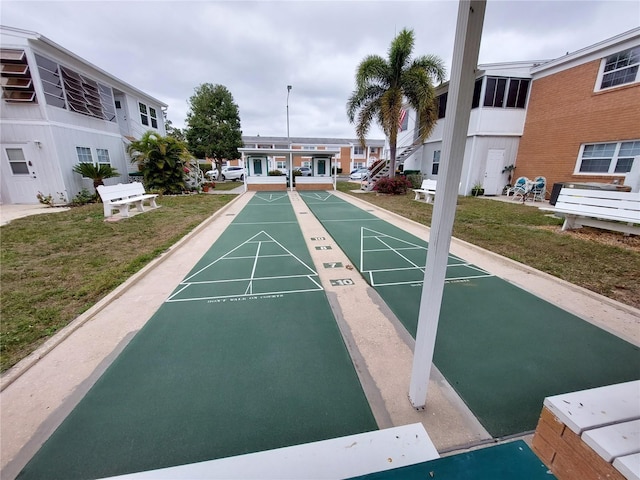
310 237 326 241
330 278 354 286
323 262 343 269
315 245 332 250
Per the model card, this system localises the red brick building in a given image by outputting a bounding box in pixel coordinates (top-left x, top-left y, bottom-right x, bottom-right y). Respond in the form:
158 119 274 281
515 28 640 193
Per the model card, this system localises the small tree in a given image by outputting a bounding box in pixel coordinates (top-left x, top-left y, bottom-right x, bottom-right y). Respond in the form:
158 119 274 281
185 83 243 178
72 163 120 192
347 28 446 178
127 131 190 194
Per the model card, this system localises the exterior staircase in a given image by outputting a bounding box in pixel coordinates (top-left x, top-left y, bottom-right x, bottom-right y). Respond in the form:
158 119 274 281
360 139 424 191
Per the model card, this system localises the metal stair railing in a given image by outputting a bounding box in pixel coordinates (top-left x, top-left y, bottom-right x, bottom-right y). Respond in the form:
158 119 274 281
361 159 390 191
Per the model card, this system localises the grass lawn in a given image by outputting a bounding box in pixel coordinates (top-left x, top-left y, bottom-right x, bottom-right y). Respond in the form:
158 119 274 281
336 180 640 310
0 194 236 372
209 180 244 191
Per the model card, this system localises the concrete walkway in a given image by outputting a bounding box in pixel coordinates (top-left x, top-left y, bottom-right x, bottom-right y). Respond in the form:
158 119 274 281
0 204 70 226
1 190 638 479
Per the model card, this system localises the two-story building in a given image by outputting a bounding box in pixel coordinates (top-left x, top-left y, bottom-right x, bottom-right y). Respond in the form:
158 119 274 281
400 60 542 195
515 28 640 194
0 26 167 205
400 27 639 196
238 136 385 174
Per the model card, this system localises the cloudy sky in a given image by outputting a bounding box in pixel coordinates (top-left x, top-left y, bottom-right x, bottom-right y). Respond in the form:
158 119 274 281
2 1 639 140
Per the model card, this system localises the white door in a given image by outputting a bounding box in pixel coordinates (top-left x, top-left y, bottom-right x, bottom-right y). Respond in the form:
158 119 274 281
1 145 44 204
484 149 505 196
114 95 130 136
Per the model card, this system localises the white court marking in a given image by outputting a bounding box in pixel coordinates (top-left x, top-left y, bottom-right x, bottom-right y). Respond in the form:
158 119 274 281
253 193 289 203
299 192 334 202
359 227 494 287
166 230 322 303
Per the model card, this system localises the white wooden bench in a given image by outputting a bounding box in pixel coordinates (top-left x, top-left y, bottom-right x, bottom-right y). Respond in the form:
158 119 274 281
96 182 159 218
413 179 437 203
532 380 640 480
541 188 640 235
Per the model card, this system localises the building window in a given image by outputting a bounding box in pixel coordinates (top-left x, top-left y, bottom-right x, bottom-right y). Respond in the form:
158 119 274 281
505 79 530 108
34 53 65 108
437 92 447 119
6 148 29 174
139 103 148 126
353 146 364 155
432 150 441 175
600 46 640 89
149 107 158 128
302 161 311 168
577 140 640 174
0 49 37 103
99 84 116 122
96 148 111 166
353 162 365 169
483 77 529 109
484 77 507 107
76 146 93 163
471 78 482 109
276 160 287 169
303 146 315 150
34 54 116 121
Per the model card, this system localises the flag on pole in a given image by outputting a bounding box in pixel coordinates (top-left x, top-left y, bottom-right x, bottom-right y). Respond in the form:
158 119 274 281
398 109 407 131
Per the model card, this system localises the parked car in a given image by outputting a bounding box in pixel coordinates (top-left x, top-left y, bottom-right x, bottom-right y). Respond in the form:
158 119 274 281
295 167 312 176
208 166 245 181
350 168 369 180
205 169 219 180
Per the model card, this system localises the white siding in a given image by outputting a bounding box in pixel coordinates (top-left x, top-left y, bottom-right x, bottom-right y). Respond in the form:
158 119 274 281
52 125 129 198
419 136 520 196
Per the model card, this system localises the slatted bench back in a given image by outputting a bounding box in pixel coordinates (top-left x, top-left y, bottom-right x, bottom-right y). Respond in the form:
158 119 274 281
555 188 640 223
420 179 437 191
97 182 146 203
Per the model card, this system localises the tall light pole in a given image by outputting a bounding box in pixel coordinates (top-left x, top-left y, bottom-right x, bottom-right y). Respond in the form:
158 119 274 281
287 85 292 140
287 85 292 191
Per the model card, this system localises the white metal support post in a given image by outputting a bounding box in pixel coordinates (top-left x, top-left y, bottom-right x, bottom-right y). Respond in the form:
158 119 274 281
409 0 486 408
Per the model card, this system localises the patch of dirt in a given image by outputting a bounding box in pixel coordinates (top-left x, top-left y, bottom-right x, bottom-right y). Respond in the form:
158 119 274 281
536 225 640 253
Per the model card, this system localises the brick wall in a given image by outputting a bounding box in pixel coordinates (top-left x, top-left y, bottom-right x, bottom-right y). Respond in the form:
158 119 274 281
515 59 640 189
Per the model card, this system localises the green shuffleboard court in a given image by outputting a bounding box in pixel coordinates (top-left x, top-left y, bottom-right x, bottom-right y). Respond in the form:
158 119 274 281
18 192 377 480
299 191 640 438
348 440 555 480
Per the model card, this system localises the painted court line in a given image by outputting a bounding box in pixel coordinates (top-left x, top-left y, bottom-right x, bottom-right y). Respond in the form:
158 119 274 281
167 230 322 303
253 194 289 202
299 192 334 201
359 226 494 287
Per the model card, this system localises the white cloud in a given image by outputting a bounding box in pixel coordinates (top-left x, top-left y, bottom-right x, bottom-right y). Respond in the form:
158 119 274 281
1 0 638 140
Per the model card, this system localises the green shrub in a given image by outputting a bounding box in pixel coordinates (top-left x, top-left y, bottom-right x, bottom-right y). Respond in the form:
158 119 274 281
405 174 423 189
268 170 285 176
373 176 412 195
71 188 96 205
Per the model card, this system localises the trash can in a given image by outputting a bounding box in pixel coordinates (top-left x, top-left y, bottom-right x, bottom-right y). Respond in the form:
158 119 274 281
549 182 565 206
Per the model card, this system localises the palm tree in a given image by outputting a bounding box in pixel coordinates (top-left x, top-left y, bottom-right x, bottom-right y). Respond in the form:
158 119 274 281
127 131 190 194
347 28 446 178
72 163 120 191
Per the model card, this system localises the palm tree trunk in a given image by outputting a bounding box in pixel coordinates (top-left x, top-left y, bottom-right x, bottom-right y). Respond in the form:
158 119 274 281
388 128 398 178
